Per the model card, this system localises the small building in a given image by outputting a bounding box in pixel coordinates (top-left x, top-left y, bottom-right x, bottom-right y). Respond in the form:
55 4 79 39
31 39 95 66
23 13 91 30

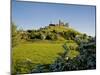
49 24 56 26
59 20 64 26
49 19 65 27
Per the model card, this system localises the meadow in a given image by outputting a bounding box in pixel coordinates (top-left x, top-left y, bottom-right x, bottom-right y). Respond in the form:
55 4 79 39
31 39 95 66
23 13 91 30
12 40 79 66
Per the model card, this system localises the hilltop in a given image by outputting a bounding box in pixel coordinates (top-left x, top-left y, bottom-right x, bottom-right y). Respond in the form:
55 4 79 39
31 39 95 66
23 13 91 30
26 20 81 41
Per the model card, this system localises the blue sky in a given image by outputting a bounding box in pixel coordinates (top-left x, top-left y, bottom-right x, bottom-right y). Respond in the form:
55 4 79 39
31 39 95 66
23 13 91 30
12 1 96 36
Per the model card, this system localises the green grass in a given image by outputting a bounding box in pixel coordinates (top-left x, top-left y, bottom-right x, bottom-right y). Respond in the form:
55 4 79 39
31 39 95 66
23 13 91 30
12 41 63 64
12 40 79 65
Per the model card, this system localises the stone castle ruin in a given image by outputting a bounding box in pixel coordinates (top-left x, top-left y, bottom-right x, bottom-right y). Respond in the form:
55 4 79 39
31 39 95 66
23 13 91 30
49 20 68 27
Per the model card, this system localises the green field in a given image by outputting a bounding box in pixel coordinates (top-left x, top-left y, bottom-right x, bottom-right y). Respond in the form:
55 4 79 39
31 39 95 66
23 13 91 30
12 40 79 66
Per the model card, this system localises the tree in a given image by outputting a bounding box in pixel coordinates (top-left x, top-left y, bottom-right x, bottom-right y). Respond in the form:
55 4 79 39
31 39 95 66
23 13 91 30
12 22 21 47
46 32 57 40
40 33 46 40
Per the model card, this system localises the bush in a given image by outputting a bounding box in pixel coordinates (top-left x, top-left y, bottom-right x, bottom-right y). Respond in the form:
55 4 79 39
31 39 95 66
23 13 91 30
12 59 35 75
12 23 21 47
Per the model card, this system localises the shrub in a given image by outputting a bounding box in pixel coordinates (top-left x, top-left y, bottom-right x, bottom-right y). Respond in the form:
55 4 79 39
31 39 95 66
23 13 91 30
12 59 35 75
